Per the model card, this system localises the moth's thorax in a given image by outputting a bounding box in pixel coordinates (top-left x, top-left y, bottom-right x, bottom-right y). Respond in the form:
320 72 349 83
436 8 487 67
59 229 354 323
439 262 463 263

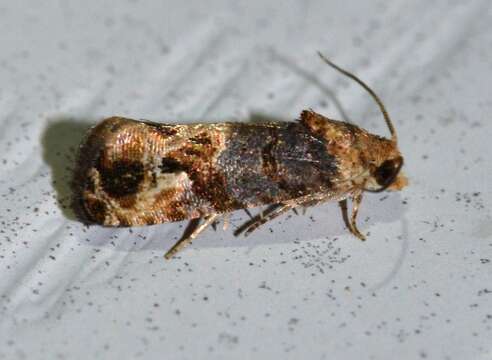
300 110 406 192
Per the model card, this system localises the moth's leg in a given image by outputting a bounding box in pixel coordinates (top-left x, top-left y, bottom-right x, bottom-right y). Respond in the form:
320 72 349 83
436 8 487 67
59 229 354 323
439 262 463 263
243 203 295 236
299 198 325 213
339 194 366 241
234 204 282 236
222 213 230 231
339 198 351 233
164 214 220 259
212 214 230 231
243 208 253 219
244 196 327 235
350 192 365 240
236 195 329 237
234 204 284 236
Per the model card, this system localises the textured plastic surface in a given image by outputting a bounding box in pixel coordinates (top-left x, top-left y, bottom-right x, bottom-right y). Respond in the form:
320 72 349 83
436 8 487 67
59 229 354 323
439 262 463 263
1 1 491 359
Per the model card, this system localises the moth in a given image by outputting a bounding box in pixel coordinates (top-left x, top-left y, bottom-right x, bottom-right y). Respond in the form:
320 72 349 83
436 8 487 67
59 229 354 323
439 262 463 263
73 53 407 259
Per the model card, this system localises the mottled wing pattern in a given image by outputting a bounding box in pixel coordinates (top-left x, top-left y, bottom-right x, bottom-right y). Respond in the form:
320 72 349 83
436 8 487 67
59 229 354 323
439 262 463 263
215 121 339 206
74 116 341 227
74 117 229 226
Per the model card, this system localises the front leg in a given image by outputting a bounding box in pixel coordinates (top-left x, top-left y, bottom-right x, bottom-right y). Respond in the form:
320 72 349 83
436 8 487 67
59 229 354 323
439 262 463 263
339 192 366 241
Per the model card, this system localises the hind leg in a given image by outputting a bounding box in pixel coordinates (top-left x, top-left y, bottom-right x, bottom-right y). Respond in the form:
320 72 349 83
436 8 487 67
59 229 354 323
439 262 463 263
165 213 220 259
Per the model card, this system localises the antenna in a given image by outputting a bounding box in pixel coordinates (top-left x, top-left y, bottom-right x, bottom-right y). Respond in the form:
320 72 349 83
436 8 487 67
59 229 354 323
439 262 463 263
317 52 397 142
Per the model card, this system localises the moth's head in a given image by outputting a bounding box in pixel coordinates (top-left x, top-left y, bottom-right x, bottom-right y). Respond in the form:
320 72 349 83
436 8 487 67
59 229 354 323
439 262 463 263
363 138 407 193
313 53 408 193
299 110 407 192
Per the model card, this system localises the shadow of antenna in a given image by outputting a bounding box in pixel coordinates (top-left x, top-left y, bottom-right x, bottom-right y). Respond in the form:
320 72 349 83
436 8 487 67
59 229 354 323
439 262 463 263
267 48 352 123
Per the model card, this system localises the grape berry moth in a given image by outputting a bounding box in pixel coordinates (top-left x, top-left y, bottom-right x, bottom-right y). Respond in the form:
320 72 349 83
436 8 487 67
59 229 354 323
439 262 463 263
73 53 407 259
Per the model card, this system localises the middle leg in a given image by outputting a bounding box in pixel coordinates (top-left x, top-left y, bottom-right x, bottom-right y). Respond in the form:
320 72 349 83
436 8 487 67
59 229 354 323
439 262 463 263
242 203 295 236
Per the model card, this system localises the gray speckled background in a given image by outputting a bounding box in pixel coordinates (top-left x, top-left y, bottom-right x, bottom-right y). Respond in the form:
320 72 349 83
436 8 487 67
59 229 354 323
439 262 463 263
1 1 491 359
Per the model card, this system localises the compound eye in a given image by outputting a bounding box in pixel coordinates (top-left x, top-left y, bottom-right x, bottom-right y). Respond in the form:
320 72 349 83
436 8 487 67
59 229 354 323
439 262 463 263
374 157 403 189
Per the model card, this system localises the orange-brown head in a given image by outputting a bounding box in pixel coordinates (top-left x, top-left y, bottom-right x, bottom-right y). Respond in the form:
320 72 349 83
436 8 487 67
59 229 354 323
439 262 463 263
356 134 407 192
300 110 407 193
315 53 407 193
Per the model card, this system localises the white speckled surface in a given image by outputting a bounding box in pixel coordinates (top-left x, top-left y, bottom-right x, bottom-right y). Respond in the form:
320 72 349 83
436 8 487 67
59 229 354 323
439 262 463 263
1 1 491 359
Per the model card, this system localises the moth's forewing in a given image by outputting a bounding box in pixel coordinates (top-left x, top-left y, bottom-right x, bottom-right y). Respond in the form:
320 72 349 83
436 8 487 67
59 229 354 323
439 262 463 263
74 117 342 227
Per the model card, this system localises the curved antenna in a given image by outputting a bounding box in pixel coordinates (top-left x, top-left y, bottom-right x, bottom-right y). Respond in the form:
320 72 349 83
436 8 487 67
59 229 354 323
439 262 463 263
317 52 397 142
